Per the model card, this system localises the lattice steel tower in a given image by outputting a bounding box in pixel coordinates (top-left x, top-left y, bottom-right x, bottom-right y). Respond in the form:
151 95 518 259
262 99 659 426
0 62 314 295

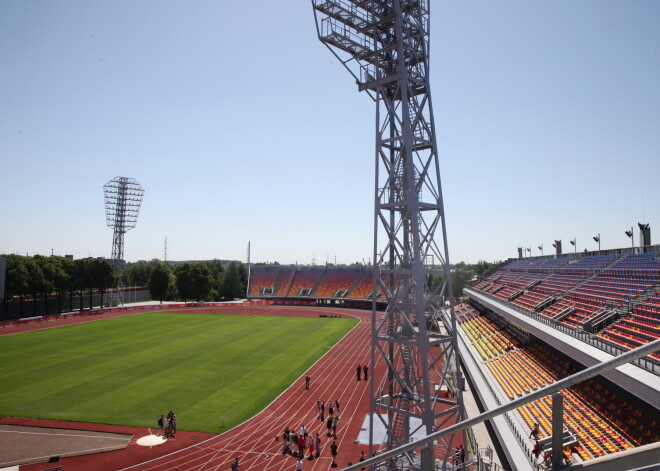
312 1 462 469
103 176 144 306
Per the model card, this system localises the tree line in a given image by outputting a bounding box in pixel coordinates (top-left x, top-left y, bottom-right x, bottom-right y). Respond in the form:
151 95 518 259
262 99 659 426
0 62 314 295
139 259 248 303
1 254 117 317
428 259 501 301
1 254 248 318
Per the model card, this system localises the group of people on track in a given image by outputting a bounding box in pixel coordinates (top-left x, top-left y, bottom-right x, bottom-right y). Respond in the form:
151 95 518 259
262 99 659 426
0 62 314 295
157 410 177 438
281 425 321 460
229 366 375 470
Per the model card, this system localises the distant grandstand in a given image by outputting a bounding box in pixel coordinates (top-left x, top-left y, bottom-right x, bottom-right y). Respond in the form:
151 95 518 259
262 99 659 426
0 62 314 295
248 265 381 310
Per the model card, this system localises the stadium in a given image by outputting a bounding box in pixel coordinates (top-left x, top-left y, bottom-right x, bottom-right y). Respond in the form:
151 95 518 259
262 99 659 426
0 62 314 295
1 246 659 471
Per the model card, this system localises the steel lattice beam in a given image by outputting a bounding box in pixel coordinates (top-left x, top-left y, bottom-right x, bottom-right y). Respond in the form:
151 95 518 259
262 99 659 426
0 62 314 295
312 1 461 469
103 176 144 306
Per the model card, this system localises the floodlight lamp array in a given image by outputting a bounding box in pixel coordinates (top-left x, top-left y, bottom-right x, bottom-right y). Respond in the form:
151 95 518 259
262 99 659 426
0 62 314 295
103 176 145 232
312 0 430 97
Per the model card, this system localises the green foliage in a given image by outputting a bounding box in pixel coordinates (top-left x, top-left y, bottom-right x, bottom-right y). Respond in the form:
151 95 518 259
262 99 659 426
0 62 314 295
25 257 48 315
4 254 29 301
221 262 244 300
428 260 498 301
0 312 358 433
174 262 213 302
0 254 118 313
475 259 498 278
3 254 29 316
123 260 157 286
149 262 171 302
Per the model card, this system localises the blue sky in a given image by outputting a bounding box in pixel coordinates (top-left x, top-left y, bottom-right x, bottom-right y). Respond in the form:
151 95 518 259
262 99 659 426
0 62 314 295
1 1 658 265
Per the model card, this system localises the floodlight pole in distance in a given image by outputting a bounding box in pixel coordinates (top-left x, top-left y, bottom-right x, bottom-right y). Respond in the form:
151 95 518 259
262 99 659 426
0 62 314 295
103 176 144 306
312 1 462 469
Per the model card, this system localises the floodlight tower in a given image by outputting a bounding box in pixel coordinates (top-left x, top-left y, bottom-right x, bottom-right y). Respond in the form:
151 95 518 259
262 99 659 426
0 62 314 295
103 176 144 306
312 1 462 470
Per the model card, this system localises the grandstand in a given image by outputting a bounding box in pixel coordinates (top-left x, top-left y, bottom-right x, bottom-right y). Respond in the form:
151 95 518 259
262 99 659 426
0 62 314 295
249 249 660 469
249 265 377 308
460 249 660 469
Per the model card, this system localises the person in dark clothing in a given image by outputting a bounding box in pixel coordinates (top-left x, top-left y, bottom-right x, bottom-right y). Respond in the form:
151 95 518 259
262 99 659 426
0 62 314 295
330 441 339 468
356 365 361 381
530 421 539 439
363 364 368 380
315 433 321 458
326 416 333 437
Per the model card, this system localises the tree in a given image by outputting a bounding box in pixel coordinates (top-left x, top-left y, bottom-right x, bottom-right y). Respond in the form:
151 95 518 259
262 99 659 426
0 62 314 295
174 263 192 302
25 257 48 316
39 256 68 315
4 254 29 318
475 260 495 278
123 260 157 286
174 262 213 302
222 262 245 300
189 262 213 302
237 263 248 295
92 259 117 308
74 259 89 311
149 262 171 302
60 256 77 312
207 260 225 301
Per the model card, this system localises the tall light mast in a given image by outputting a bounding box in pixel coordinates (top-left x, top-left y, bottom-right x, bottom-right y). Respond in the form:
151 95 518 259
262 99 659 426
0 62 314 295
103 176 145 306
311 1 462 469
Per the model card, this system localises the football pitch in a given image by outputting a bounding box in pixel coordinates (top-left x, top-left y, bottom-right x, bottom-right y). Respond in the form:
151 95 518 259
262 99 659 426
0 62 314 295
0 311 358 433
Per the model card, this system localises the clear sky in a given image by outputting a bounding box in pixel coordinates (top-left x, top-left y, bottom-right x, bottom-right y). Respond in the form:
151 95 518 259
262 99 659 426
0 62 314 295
1 1 659 265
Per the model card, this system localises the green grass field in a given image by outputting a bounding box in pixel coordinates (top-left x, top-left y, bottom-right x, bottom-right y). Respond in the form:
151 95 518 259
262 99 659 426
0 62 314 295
0 312 357 433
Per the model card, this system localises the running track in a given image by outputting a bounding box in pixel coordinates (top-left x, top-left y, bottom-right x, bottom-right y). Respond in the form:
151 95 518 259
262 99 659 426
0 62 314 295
121 305 377 471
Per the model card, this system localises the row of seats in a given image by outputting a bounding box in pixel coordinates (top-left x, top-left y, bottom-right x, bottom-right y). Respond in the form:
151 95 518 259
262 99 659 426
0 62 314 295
249 266 376 299
313 270 363 298
512 290 552 311
248 267 280 295
457 306 651 462
596 292 660 360
528 343 655 445
473 254 660 361
282 269 324 297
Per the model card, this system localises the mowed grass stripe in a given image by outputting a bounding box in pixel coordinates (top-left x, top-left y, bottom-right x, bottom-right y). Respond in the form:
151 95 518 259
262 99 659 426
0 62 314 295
0 312 357 432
